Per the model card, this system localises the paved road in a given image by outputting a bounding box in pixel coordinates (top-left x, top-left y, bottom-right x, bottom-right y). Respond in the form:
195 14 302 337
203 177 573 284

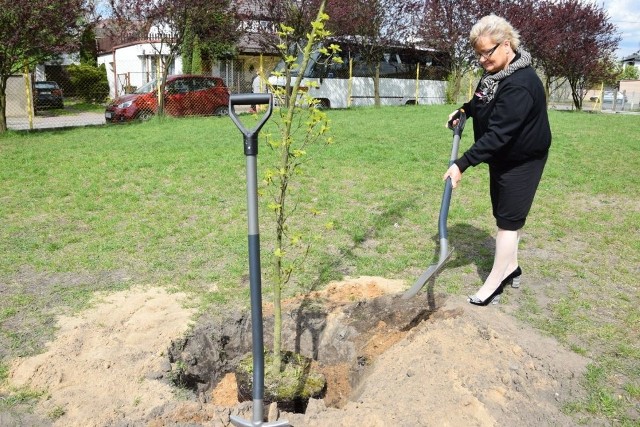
7 112 106 131
7 107 253 131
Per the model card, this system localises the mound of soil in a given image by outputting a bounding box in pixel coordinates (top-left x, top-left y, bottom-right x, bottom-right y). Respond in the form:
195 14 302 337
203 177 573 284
5 277 590 426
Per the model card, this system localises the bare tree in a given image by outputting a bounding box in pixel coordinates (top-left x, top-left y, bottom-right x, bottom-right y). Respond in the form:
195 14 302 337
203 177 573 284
325 0 423 106
418 0 489 102
235 0 323 105
236 0 323 52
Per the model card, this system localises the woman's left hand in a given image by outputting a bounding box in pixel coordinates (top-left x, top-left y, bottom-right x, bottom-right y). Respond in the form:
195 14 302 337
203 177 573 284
443 164 462 188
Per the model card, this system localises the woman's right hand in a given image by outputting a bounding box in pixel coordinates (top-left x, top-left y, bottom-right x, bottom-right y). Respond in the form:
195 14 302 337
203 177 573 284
446 110 460 129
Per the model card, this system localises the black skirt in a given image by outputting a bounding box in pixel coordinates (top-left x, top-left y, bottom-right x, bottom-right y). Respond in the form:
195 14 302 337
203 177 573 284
489 153 548 230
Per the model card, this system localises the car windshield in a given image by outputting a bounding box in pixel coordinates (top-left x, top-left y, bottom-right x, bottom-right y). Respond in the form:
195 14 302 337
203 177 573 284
135 80 158 94
35 82 58 90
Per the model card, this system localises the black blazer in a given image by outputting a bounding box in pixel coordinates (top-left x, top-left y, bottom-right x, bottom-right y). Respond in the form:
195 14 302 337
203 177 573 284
456 64 552 172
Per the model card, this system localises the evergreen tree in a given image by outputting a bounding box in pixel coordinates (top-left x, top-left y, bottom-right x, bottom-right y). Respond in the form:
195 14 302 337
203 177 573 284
192 35 203 74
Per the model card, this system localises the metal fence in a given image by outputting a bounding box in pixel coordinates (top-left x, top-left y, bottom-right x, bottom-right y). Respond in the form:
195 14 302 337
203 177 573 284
5 67 254 131
552 83 640 112
582 91 640 112
457 73 640 113
6 72 640 131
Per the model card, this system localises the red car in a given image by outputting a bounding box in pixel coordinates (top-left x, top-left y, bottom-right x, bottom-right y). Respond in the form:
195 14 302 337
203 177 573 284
105 75 230 122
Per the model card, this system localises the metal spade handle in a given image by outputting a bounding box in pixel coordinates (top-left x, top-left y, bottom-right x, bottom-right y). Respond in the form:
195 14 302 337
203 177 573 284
228 93 289 427
402 108 467 299
440 108 466 240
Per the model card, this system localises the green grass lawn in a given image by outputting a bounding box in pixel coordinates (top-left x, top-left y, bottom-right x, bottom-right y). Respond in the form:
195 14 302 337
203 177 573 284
1 106 639 424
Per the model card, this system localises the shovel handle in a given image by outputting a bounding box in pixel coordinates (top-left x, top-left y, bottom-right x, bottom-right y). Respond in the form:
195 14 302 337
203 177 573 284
442 111 464 235
403 110 467 299
230 93 272 108
229 93 273 137
446 108 465 166
447 108 467 136
229 93 273 156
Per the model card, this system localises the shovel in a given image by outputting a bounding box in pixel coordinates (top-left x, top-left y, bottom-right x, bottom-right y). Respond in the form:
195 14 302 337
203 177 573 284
403 109 467 299
228 93 290 427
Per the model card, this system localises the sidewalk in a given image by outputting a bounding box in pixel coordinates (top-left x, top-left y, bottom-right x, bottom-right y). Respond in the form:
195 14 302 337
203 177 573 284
7 106 256 131
7 112 106 131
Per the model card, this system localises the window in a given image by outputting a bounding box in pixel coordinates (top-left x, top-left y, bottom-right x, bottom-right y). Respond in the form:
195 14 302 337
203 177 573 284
168 79 189 93
193 78 217 90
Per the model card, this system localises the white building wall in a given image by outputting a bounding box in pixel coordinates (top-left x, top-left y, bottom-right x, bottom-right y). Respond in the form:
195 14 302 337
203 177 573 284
98 42 183 99
34 65 47 82
5 76 30 118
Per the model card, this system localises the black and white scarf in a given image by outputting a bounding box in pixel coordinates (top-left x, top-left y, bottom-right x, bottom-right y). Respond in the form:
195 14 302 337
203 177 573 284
475 49 532 103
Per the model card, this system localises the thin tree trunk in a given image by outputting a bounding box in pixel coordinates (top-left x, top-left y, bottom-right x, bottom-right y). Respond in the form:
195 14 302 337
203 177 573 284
544 75 551 107
374 63 380 107
271 0 327 375
0 77 8 132
272 162 288 374
158 57 172 118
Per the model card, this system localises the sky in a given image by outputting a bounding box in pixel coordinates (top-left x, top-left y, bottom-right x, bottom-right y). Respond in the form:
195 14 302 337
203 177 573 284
602 0 640 58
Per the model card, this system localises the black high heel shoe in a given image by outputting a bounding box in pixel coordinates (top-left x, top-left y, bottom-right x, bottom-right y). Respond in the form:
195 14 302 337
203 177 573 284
468 283 505 306
501 266 522 288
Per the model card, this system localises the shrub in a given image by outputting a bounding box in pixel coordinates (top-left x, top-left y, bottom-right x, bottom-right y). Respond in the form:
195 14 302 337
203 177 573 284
67 63 110 103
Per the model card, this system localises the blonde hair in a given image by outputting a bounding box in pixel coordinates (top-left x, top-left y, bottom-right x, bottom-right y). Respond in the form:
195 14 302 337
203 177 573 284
469 15 521 51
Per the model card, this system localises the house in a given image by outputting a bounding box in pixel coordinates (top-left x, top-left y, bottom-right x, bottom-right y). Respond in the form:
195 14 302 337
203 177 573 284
96 29 183 98
621 51 640 72
96 16 280 99
619 52 640 107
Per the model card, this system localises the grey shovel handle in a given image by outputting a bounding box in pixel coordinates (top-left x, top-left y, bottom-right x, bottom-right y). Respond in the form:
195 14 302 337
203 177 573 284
447 108 467 135
229 93 273 156
230 93 272 107
229 94 273 135
440 110 466 238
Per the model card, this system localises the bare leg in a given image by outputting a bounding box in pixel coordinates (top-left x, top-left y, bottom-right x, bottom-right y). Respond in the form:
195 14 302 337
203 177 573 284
471 228 519 302
502 229 521 275
510 230 521 273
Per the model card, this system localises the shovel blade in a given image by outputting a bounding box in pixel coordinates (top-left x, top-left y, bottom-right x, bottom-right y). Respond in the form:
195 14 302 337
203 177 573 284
402 247 453 299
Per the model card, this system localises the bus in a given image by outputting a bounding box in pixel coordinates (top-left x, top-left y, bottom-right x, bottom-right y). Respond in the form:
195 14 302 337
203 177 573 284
268 40 450 108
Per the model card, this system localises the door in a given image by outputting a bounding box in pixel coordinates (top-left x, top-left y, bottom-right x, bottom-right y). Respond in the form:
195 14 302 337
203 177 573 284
164 78 190 116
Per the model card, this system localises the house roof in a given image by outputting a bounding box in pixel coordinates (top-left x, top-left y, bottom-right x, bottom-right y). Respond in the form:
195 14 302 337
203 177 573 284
95 18 276 56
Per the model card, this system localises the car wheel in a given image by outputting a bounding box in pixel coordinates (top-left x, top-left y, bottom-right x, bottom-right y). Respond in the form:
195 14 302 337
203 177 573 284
214 106 229 116
137 110 154 121
317 99 330 109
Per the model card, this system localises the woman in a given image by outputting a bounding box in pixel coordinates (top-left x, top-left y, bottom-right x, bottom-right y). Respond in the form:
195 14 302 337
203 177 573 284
250 70 265 113
444 15 551 306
